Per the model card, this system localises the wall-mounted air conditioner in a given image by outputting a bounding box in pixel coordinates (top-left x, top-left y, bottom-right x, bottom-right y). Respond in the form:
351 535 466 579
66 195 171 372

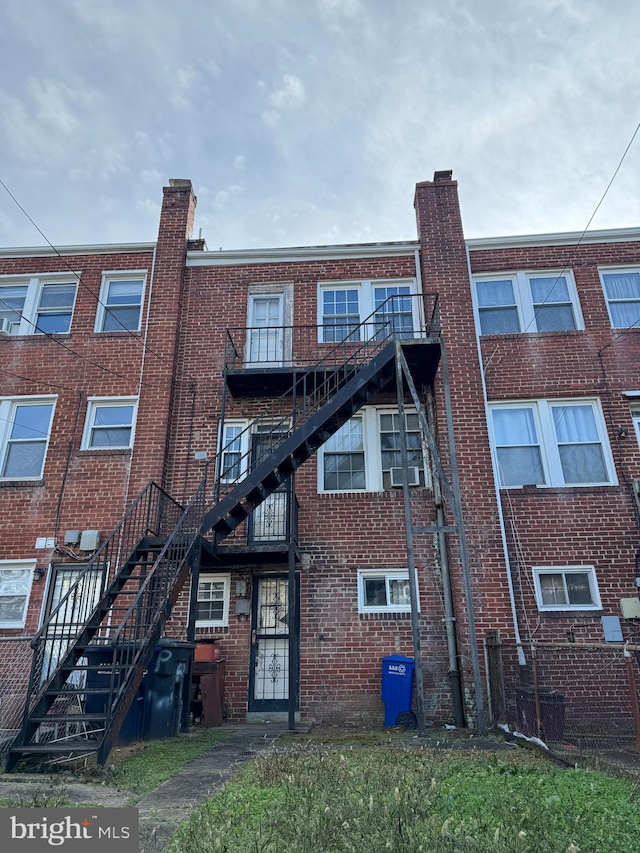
0 317 14 336
390 466 420 487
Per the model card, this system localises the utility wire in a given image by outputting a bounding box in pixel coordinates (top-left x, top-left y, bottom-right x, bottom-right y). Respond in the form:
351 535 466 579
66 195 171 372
0 176 179 373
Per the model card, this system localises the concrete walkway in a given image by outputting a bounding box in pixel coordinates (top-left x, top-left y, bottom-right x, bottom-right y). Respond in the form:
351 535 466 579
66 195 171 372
0 723 293 853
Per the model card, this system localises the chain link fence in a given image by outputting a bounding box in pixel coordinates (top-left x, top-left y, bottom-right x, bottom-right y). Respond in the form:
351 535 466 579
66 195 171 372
0 638 34 761
486 634 640 773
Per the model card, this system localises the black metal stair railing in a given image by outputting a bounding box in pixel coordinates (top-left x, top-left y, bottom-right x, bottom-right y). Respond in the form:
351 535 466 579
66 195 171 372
8 478 206 767
215 293 440 500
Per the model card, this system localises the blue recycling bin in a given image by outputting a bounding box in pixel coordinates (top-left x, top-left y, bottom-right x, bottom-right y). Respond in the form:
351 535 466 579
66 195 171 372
381 655 415 726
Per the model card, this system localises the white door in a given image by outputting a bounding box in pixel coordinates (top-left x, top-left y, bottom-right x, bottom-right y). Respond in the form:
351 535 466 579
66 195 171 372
247 295 284 366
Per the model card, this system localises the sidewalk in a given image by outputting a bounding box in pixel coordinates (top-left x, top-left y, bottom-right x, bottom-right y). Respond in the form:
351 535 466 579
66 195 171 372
0 722 292 853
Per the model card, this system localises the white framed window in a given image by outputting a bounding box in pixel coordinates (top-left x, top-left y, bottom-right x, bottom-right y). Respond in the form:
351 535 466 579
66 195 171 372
195 573 231 627
489 399 616 488
357 569 416 614
600 268 640 329
0 275 78 336
219 420 249 483
318 278 421 343
0 397 56 480
631 405 640 448
0 560 36 628
473 271 582 335
318 406 427 493
95 272 146 332
532 566 601 612
81 397 137 450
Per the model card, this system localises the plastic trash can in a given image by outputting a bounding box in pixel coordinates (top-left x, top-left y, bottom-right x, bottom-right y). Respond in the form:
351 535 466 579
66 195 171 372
381 655 415 727
142 639 196 740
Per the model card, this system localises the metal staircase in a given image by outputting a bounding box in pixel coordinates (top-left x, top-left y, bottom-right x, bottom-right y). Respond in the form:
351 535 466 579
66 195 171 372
5 479 206 771
6 294 440 770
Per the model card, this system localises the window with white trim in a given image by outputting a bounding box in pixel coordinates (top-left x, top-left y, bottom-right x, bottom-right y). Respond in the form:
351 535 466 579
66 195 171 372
532 566 601 612
357 569 415 614
0 276 78 335
318 279 421 343
0 397 56 480
220 421 249 483
631 404 640 448
318 407 427 493
95 273 145 332
195 573 231 627
489 399 616 488
0 560 36 628
81 398 137 450
600 268 640 328
473 272 582 335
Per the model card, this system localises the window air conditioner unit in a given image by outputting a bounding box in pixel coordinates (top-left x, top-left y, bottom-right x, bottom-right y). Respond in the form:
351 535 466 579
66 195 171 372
0 317 13 336
390 466 420 487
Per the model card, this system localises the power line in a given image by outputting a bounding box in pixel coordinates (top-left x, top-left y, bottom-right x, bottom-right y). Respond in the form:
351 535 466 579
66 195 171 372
0 176 180 374
482 117 640 377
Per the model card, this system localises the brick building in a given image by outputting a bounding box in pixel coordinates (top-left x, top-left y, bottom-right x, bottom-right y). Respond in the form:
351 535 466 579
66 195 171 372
1 173 639 766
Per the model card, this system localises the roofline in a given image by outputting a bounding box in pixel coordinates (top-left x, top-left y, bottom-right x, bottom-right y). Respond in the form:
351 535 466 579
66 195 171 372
186 241 419 266
0 242 156 259
466 226 640 251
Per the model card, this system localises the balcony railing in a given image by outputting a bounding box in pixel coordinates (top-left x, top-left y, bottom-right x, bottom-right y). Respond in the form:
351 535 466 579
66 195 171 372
224 292 440 370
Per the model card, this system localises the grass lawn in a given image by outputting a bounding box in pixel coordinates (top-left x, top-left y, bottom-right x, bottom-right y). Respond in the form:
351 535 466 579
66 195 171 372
168 744 640 853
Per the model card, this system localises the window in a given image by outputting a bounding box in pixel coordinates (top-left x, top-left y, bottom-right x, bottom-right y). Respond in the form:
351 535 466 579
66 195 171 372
0 397 56 480
632 405 640 447
81 398 137 450
220 422 248 483
489 399 615 488
601 268 640 328
474 272 581 335
195 574 231 627
532 566 601 612
318 407 427 493
0 561 36 628
319 279 421 343
0 276 78 335
95 273 145 332
357 569 415 614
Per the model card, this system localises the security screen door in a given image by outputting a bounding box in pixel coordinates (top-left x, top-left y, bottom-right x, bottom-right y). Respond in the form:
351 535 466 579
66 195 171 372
249 576 298 711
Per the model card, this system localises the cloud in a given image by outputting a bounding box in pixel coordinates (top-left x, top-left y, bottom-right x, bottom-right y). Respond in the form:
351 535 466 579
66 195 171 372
263 74 306 126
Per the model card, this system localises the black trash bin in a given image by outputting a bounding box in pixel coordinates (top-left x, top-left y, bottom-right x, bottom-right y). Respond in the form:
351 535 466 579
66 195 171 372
83 643 148 745
516 686 565 741
142 639 196 740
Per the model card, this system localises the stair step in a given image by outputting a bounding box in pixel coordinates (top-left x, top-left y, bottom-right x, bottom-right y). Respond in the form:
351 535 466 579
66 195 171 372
10 742 100 755
30 713 107 723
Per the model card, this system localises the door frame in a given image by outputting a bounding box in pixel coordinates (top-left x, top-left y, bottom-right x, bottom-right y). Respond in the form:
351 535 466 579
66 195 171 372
245 284 293 367
248 573 300 713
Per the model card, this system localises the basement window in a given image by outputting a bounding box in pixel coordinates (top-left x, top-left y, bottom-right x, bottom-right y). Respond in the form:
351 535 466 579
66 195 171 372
357 569 415 614
532 566 601 612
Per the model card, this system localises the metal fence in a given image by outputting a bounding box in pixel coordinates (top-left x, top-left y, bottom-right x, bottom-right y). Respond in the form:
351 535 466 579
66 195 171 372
486 634 640 771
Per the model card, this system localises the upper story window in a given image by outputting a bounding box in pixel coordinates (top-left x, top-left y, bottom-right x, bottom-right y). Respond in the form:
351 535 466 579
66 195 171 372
0 560 36 628
318 279 421 343
81 398 137 450
318 407 428 493
95 273 145 333
489 399 615 488
600 268 640 328
220 422 247 482
532 566 601 612
474 272 581 335
0 397 56 480
0 276 78 336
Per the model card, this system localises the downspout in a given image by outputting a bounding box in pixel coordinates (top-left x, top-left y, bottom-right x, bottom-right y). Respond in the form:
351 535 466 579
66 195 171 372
464 245 526 667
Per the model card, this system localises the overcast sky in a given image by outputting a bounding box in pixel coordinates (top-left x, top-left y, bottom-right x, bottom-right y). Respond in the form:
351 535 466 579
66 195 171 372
1 0 639 251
